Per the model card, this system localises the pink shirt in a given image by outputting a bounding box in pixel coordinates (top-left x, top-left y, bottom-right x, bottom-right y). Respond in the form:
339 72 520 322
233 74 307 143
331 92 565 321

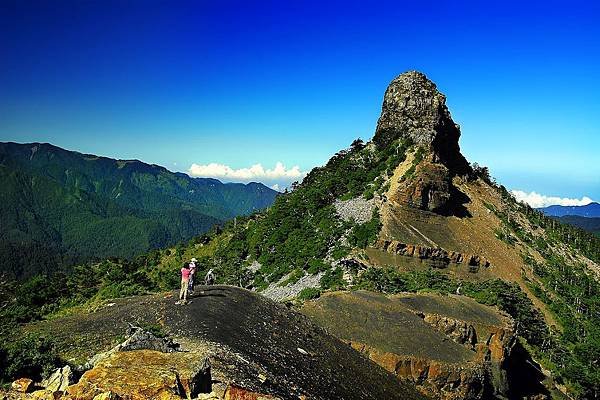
181 268 191 280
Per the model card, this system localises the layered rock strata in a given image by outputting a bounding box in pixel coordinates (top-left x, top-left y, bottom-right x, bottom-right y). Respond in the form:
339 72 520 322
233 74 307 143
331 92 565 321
375 239 491 270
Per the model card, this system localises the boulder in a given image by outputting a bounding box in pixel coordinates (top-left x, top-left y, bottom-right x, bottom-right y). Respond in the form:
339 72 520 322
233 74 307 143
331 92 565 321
41 366 73 392
10 378 33 393
84 325 180 369
66 350 210 400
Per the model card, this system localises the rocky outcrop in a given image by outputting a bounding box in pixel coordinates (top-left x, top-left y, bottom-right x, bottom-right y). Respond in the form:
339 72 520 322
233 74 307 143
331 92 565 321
375 239 491 270
261 271 324 301
420 314 478 348
395 159 455 212
84 324 180 369
66 350 212 400
350 342 488 400
40 366 73 393
374 71 469 174
374 71 470 214
10 378 33 393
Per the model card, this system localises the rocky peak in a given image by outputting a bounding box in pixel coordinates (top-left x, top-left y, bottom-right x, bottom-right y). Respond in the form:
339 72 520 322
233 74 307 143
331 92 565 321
374 71 469 174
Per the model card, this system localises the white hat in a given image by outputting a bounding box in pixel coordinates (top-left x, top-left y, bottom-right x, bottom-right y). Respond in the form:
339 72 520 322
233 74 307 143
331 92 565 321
191 258 197 262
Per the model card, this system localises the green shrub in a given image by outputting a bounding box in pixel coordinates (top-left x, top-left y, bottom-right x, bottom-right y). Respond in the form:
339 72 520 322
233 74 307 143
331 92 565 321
298 287 322 301
347 211 381 249
320 267 345 290
0 334 61 384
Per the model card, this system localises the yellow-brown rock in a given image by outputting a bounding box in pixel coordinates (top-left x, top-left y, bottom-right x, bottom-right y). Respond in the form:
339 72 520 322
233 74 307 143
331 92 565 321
64 350 205 400
373 239 492 270
11 379 33 394
92 392 121 400
224 385 278 400
29 390 58 400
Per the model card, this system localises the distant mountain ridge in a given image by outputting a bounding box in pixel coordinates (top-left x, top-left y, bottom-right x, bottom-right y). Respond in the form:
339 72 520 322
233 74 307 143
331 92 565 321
538 202 600 217
0 142 278 278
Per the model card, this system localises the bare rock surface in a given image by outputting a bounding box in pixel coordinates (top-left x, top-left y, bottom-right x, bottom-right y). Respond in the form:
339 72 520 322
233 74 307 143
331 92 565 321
41 366 73 392
374 71 468 174
302 290 517 400
375 71 471 214
261 272 324 301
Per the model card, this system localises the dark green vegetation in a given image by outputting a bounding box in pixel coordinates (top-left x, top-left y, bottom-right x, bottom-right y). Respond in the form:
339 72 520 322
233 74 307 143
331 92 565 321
0 142 277 278
189 138 404 290
489 188 600 398
489 186 600 264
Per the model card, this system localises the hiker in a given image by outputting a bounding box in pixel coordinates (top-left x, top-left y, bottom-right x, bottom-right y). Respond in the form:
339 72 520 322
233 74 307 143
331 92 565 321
204 268 215 285
188 258 197 295
177 263 191 305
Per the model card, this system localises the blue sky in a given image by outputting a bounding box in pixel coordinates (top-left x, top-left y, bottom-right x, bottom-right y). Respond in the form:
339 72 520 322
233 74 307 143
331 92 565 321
1 0 599 203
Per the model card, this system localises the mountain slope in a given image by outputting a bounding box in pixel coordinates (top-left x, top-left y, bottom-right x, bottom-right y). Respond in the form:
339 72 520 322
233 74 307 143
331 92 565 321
2 72 598 397
0 142 278 278
154 71 599 398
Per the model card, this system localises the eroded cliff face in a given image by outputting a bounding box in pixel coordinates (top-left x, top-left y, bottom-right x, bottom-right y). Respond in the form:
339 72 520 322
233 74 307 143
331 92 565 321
375 239 492 270
302 291 519 400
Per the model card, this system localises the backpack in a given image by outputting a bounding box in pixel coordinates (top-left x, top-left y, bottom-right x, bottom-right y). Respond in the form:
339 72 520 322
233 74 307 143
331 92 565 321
204 269 215 285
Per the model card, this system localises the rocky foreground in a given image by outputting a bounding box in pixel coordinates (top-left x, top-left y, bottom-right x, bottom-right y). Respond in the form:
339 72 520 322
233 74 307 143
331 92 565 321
3 285 550 400
4 286 427 400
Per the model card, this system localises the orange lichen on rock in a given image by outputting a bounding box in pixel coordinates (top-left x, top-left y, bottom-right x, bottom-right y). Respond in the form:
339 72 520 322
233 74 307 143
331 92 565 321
224 385 278 400
64 350 206 400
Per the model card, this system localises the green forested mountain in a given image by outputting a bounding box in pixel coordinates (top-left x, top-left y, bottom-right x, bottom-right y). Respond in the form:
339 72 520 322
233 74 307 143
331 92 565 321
0 142 278 278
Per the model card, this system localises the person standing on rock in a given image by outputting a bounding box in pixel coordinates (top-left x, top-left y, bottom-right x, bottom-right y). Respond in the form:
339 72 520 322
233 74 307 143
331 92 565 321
188 258 197 295
177 263 191 305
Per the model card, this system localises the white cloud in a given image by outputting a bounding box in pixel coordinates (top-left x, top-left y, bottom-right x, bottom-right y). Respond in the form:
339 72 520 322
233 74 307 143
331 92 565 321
511 190 595 208
188 162 306 188
270 183 282 192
